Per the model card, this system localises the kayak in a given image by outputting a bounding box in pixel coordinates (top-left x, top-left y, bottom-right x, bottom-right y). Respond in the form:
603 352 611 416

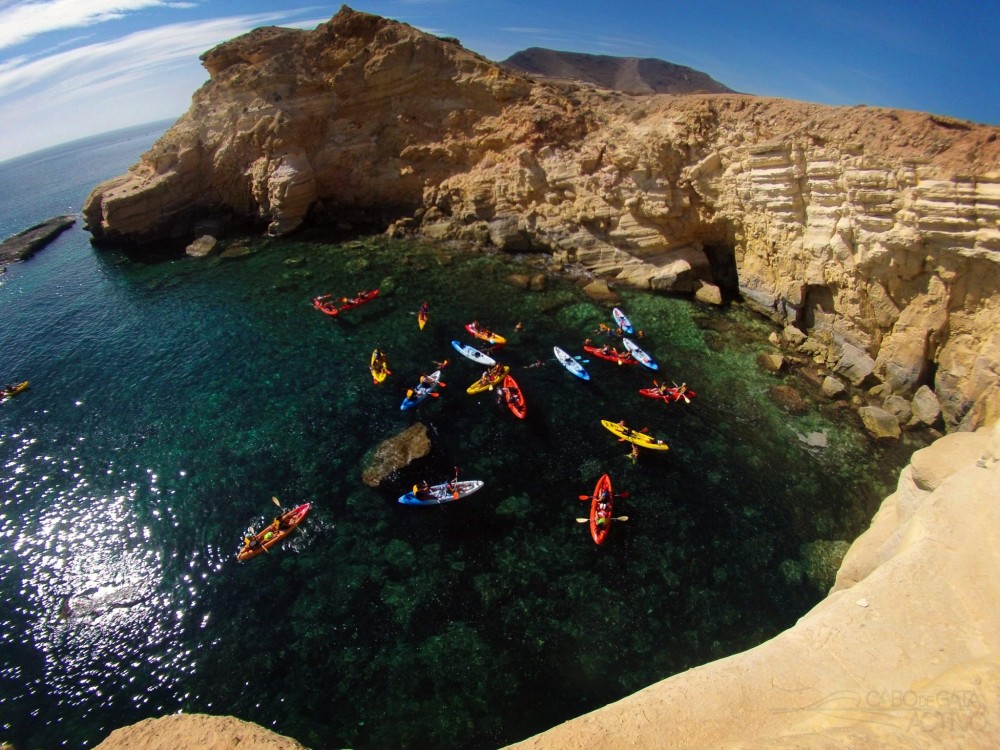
589 473 614 545
600 419 670 451
465 322 506 347
639 385 696 403
398 480 485 506
401 370 443 410
621 338 658 371
313 289 379 316
452 340 496 366
583 343 637 366
417 304 429 330
0 381 29 401
553 346 590 381
466 365 509 394
500 374 527 419
612 307 635 335
237 503 311 561
370 349 390 384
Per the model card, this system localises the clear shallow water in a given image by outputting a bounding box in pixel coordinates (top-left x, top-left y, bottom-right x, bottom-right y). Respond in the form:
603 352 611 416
0 125 926 750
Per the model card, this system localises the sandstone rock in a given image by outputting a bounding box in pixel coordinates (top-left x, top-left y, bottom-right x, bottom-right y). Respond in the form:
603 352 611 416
909 429 992 491
580 279 619 303
0 214 76 264
910 384 942 426
95 713 306 750
858 405 901 439
757 353 785 373
882 394 912 425
361 423 431 487
769 384 807 413
185 235 217 257
821 375 847 399
782 324 806 346
489 214 531 251
220 244 252 259
693 280 723 305
832 341 875 386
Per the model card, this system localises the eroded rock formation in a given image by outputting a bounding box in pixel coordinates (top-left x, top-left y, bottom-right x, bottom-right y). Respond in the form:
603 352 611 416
82 6 1000 430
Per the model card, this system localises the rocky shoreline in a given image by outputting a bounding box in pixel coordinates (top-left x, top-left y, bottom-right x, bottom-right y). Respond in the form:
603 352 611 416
0 214 76 265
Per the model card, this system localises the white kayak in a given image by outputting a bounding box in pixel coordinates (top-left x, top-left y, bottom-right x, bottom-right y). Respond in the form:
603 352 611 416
400 369 443 410
398 480 485 505
622 338 658 370
553 346 591 381
612 307 635 335
451 340 496 366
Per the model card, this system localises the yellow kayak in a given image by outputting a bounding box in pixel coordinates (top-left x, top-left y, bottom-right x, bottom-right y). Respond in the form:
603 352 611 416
1 381 29 401
600 419 669 450
466 365 509 394
370 349 390 385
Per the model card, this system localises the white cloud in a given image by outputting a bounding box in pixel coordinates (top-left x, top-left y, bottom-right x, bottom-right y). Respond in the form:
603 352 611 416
0 0 184 49
0 11 321 160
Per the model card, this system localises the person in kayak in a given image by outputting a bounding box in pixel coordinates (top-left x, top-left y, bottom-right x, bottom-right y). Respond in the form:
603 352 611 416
372 349 388 375
444 467 459 495
413 480 431 499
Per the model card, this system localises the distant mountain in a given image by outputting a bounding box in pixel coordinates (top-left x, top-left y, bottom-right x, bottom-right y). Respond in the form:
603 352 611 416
501 47 735 95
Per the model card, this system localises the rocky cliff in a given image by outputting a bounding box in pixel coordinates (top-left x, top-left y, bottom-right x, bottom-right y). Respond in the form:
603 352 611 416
82 6 1000 430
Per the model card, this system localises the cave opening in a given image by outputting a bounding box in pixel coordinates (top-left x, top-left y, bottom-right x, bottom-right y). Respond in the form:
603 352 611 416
701 243 741 302
800 284 836 332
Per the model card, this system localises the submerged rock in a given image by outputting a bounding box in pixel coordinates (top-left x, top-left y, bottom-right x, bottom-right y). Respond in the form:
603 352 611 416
0 214 75 263
361 423 432 487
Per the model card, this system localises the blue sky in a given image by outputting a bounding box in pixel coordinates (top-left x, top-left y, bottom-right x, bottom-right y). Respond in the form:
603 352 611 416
0 0 997 162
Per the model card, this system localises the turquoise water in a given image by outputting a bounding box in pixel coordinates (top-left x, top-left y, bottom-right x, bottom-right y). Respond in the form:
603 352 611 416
0 124 926 749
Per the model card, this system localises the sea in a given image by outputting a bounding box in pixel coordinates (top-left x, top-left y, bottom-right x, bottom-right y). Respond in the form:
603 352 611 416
0 121 927 750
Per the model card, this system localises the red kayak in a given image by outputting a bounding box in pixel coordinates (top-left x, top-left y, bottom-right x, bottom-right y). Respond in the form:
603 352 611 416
500 374 527 419
583 343 637 366
313 289 379 316
589 474 614 545
237 503 311 561
639 384 696 404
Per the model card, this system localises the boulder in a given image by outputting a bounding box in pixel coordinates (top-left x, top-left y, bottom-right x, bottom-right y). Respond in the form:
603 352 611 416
911 385 942 426
581 279 619 304
832 341 875 386
769 384 807 413
361 423 432 487
185 235 217 257
757 353 785 373
882 394 912 425
909 429 992 491
694 281 723 305
821 375 847 399
858 406 901 439
782 325 807 346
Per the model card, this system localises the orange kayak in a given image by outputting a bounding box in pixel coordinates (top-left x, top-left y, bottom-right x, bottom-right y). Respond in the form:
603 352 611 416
237 503 311 561
589 474 613 545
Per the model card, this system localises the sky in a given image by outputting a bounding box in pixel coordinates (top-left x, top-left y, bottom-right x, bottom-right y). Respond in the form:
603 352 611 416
0 0 997 163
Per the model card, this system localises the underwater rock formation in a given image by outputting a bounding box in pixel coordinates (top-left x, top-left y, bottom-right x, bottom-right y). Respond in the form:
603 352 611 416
361 422 431 487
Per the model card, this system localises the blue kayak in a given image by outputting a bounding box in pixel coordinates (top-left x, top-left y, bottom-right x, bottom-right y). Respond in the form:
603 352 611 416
622 338 658 371
399 480 485 505
553 346 590 381
400 369 443 410
451 340 496 366
612 307 635 335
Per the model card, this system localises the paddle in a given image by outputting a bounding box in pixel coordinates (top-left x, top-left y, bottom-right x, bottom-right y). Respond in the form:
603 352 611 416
578 491 630 501
672 380 691 404
575 516 629 523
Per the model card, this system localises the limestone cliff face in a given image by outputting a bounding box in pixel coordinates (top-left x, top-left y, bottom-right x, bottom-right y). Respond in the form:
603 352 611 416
82 6 1000 430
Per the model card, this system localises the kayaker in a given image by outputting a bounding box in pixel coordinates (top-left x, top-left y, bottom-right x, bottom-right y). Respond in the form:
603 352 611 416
515 321 524 332
432 358 449 369
419 373 435 387
413 480 430 499
444 467 459 494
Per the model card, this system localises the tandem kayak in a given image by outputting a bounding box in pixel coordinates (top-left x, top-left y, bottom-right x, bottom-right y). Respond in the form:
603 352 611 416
639 384 696 403
612 307 634 335
500 373 527 419
452 340 496 366
401 370 443 410
465 322 506 347
583 344 637 366
0 381 29 401
600 420 669 450
313 289 379 316
237 503 311 561
621 338 658 371
398 480 485 506
553 346 590 381
589 473 614 545
466 365 509 394
370 349 390 384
